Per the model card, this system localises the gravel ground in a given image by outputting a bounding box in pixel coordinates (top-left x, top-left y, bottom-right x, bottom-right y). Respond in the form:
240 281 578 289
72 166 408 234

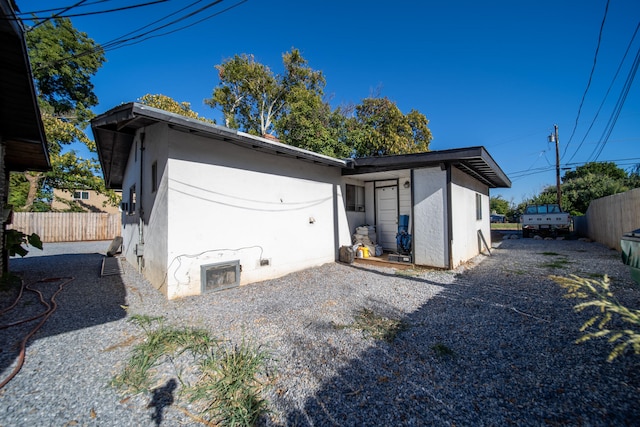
1 236 639 426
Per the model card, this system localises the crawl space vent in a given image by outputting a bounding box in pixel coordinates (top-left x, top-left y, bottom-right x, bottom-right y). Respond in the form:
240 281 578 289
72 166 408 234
201 261 240 293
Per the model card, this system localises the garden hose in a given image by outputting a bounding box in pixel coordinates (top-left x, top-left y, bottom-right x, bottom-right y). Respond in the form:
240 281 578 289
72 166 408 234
0 276 74 389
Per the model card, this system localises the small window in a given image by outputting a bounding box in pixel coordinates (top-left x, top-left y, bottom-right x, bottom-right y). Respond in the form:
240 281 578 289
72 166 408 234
73 191 89 200
128 185 136 215
151 161 158 193
476 193 482 220
346 184 365 212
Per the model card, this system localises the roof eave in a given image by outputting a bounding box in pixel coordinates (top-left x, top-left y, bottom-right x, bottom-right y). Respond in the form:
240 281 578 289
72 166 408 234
343 146 511 188
0 0 51 172
91 103 348 190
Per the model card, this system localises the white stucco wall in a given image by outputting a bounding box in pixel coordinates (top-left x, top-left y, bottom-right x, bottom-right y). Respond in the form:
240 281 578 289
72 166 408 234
142 126 170 293
342 176 366 235
450 166 490 267
413 167 448 268
120 125 170 294
163 128 351 299
121 134 142 268
364 181 375 226
397 173 412 230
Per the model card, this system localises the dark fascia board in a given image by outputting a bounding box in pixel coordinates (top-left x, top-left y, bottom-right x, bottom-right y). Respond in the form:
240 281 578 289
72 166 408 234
343 146 511 188
91 103 347 189
92 103 511 190
0 0 50 171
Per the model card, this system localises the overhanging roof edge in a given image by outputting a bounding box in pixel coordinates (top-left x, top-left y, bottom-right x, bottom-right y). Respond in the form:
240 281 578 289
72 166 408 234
1 0 51 171
91 103 347 169
344 146 511 188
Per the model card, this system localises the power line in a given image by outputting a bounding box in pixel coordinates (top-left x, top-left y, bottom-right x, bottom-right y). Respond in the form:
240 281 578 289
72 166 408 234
99 0 225 51
17 0 110 16
30 1 248 73
103 0 248 51
566 20 640 164
97 0 206 50
23 0 168 24
561 0 610 160
589 43 640 162
28 0 88 30
506 156 640 180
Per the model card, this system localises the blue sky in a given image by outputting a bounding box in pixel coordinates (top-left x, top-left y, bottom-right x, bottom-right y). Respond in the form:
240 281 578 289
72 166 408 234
20 0 640 203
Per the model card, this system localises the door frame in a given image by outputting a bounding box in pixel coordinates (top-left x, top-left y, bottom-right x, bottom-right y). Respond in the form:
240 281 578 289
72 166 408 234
374 180 400 251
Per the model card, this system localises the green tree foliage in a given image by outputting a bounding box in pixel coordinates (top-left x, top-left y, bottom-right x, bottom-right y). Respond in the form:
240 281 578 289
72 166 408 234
560 162 634 215
517 162 638 216
207 49 432 158
347 97 431 157
206 53 280 134
274 50 353 157
11 17 119 211
563 162 627 182
138 94 214 123
625 163 640 188
562 174 628 215
28 17 104 119
490 196 511 215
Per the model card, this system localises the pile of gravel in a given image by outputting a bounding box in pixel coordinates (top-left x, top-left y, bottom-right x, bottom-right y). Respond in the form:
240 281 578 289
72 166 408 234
1 238 638 426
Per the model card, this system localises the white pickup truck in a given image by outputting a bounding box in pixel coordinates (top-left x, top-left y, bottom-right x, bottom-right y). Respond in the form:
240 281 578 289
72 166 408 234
521 204 571 238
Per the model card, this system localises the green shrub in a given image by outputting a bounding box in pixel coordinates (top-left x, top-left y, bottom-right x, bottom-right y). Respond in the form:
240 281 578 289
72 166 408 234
112 315 271 426
6 229 42 257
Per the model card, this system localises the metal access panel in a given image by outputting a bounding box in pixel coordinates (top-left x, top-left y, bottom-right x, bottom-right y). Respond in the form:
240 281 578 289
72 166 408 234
201 261 240 293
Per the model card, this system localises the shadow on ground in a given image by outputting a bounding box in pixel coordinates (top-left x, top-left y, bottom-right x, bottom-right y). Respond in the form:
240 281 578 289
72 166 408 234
280 242 640 426
0 252 127 377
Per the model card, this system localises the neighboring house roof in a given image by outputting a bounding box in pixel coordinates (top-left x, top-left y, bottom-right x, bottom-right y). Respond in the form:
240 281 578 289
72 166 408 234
0 0 50 171
344 147 511 188
91 102 348 190
91 102 510 190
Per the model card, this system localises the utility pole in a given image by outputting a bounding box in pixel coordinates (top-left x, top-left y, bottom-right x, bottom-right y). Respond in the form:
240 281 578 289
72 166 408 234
548 124 562 209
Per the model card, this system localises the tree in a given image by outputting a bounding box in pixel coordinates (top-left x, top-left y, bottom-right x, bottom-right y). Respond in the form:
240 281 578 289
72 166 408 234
138 94 214 123
561 162 632 215
562 174 627 215
273 50 351 157
490 196 510 215
207 49 432 159
350 97 431 157
519 161 639 216
563 162 627 183
12 17 117 211
206 53 281 135
625 163 640 188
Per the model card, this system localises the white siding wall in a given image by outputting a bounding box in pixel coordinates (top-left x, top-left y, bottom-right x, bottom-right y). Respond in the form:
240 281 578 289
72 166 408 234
450 166 490 267
413 167 448 268
164 128 351 299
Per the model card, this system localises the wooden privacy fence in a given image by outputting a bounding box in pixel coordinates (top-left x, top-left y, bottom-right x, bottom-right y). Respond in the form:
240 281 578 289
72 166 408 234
8 212 122 243
583 188 640 251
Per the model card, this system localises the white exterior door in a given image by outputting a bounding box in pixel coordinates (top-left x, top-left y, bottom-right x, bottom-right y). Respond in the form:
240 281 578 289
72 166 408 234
376 186 398 250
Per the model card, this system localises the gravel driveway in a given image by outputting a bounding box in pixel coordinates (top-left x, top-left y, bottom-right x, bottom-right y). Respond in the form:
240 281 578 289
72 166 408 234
1 237 639 426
